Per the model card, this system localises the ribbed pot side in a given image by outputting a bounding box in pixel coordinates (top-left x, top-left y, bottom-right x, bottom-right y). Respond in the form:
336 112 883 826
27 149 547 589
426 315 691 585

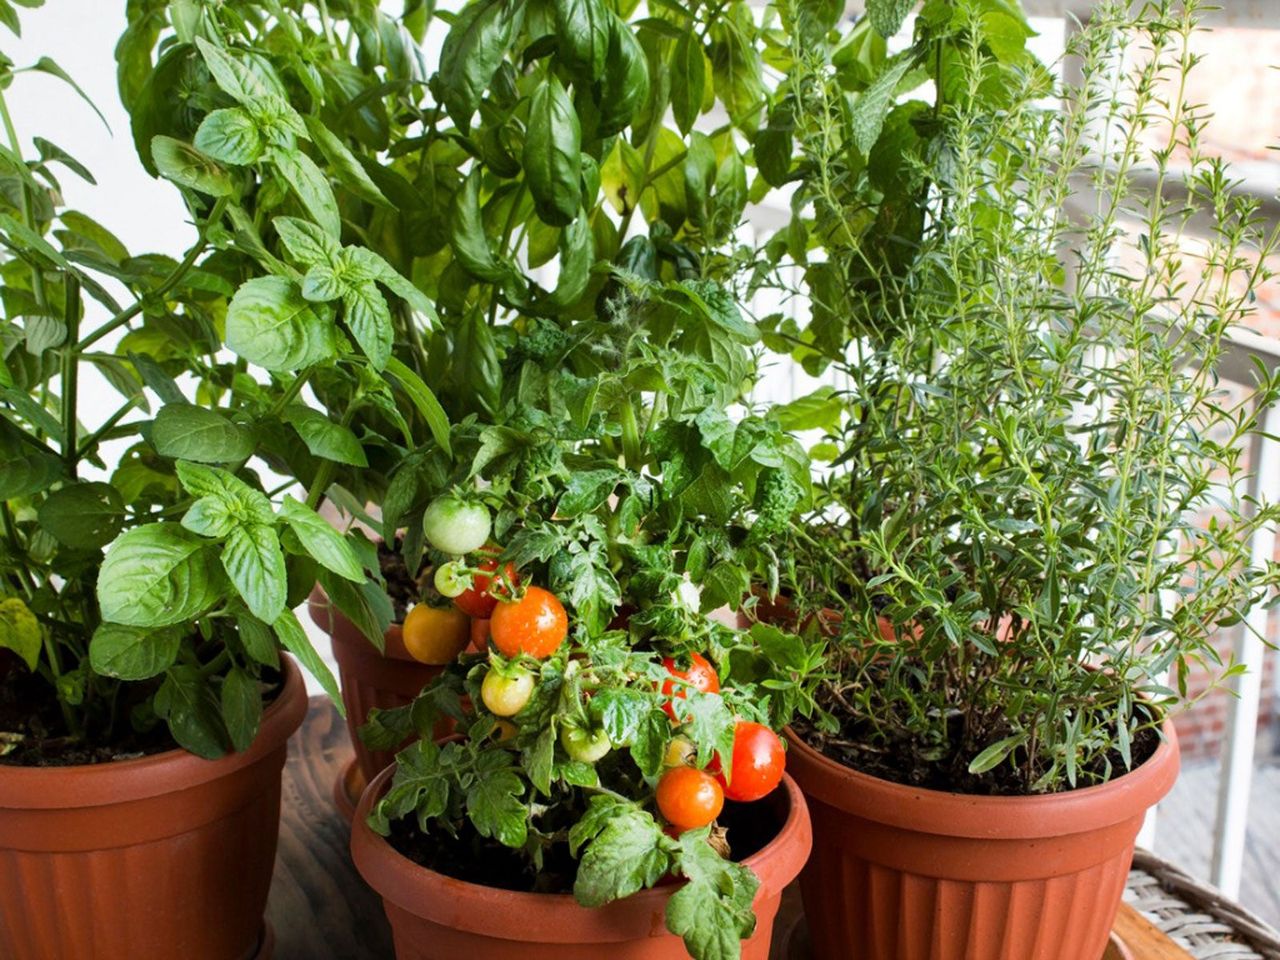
351 765 813 960
309 586 442 780
0 655 307 960
784 721 1180 960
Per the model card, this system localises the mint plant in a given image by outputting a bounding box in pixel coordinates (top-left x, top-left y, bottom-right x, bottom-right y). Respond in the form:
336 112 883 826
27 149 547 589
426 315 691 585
762 0 1280 793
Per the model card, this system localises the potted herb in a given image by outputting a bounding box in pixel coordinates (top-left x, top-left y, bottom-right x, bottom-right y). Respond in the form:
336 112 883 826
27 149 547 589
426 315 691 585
348 269 822 958
0 13 385 959
759 1 1280 958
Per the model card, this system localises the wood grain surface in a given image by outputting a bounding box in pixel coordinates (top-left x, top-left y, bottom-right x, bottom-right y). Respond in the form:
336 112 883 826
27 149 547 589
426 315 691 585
266 697 1193 960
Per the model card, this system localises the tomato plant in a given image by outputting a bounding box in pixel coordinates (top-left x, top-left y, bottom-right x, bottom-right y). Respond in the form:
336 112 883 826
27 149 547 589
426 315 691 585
452 557 518 619
422 498 492 556
661 653 721 721
480 666 535 717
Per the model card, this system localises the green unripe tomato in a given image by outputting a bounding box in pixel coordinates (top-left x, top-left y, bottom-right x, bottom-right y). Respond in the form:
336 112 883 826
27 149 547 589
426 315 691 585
480 667 535 717
422 497 491 556
560 725 611 763
434 560 470 598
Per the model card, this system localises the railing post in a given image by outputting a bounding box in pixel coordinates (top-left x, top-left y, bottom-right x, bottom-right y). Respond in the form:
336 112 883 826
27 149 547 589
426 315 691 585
1210 400 1280 896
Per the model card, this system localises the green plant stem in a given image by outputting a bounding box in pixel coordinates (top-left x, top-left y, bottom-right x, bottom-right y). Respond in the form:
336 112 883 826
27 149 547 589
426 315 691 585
0 82 48 309
60 276 81 470
76 196 229 351
1 504 37 597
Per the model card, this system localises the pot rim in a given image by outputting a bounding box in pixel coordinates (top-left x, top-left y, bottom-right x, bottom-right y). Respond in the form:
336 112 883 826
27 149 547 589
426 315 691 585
350 763 813 942
783 715 1180 840
0 654 307 808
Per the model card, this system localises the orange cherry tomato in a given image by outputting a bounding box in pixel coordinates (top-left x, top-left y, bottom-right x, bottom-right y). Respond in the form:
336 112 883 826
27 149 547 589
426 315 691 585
454 557 519 618
400 604 470 665
660 652 720 721
656 765 724 833
714 721 786 802
490 586 568 659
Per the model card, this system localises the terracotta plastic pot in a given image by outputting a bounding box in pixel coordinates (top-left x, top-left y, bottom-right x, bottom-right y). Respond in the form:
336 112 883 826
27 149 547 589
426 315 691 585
308 586 442 791
351 764 813 960
0 655 307 960
784 720 1180 960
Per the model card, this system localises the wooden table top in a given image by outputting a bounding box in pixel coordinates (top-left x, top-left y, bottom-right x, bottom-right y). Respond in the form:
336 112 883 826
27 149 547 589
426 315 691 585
265 698 1193 960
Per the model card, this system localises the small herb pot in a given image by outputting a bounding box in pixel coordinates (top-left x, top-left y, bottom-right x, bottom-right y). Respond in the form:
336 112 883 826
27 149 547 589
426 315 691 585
0 655 307 960
350 764 813 960
308 586 443 816
783 719 1179 960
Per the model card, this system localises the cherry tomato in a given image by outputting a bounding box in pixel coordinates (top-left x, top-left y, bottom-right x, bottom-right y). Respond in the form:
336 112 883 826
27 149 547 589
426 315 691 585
491 586 568 659
422 496 491 556
433 561 470 599
663 735 696 768
454 557 519 618
469 617 491 653
656 766 724 833
480 667 535 717
661 652 720 721
492 719 518 742
715 721 785 802
400 604 470 665
561 725 611 763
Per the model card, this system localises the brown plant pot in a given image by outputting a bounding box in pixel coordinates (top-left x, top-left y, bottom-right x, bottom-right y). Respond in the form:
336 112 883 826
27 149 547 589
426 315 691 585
783 720 1179 960
308 586 443 789
351 764 813 960
0 655 307 960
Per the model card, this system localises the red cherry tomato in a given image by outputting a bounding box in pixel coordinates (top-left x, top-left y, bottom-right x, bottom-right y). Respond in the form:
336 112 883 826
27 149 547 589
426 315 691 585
660 652 720 721
490 586 568 659
656 766 724 832
715 720 785 802
454 557 518 618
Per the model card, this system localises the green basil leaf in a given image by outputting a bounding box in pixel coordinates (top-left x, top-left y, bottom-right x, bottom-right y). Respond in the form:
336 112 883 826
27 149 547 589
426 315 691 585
303 116 390 207
152 403 255 464
89 623 181 680
149 136 235 197
315 567 391 654
301 264 346 302
223 522 288 624
273 215 340 267
524 74 582 227
174 461 276 525
279 495 365 581
269 147 341 239
343 280 393 370
220 667 262 752
544 212 594 309
194 36 278 104
598 12 650 138
438 0 519 130
670 32 707 136
98 523 226 627
37 481 125 549
274 607 344 715
234 610 280 669
155 664 229 759
0 596 40 671
450 170 508 282
384 357 452 457
193 107 263 165
226 276 337 372
554 0 610 81
282 404 368 466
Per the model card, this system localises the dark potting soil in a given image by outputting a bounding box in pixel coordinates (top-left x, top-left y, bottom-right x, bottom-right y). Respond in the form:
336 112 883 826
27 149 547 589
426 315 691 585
379 541 425 620
0 658 285 768
387 793 784 895
793 697 1160 797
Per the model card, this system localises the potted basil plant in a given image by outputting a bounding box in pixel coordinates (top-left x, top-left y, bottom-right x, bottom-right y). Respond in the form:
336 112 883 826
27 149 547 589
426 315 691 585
0 12 379 959
758 1 1280 958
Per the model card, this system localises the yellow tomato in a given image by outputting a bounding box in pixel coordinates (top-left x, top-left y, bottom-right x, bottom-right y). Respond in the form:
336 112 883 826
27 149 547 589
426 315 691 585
401 604 470 665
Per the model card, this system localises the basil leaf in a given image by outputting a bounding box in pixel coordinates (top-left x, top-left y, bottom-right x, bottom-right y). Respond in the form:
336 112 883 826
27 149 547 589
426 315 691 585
273 215 340 267
155 664 229 759
598 13 650 138
279 495 365 581
450 170 509 282
234 610 280 670
273 607 343 715
282 404 368 466
303 116 390 207
98 523 225 627
37 481 125 549
269 146 341 238
193 107 263 165
220 667 263 753
524 74 581 227
226 276 337 372
151 403 255 464
554 0 609 82
223 522 288 624
385 357 452 457
670 32 707 136
0 419 61 499
343 280 393 370
544 212 594 309
89 623 180 681
149 136 235 197
438 0 518 130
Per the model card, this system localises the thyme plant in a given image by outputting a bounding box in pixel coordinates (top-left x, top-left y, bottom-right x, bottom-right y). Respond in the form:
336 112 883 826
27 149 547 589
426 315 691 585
765 0 1280 793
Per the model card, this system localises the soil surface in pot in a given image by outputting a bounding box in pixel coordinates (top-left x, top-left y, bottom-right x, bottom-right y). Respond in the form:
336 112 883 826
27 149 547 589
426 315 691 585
380 541 426 620
385 791 781 894
0 660 283 767
793 676 1160 796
